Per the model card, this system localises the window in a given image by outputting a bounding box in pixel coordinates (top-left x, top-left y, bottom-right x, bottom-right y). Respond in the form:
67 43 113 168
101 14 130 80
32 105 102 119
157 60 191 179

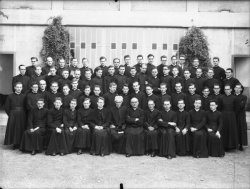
70 42 75 48
163 43 167 50
91 43 96 49
173 44 178 50
122 43 126 49
152 43 157 50
111 43 116 49
132 43 137 49
81 42 85 49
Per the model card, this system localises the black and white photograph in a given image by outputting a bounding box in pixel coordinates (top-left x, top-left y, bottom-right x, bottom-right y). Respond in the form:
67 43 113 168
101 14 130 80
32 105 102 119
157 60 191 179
0 0 249 188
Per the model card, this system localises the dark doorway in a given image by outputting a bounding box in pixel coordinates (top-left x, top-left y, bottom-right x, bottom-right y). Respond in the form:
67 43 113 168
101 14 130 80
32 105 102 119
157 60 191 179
233 55 250 110
0 53 14 108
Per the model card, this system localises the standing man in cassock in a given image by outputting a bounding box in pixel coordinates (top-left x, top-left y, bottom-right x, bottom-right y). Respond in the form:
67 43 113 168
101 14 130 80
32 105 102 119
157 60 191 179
91 67 104 92
194 68 206 95
157 55 167 78
75 98 92 154
144 100 160 157
201 87 212 111
12 65 30 94
171 67 184 92
56 57 68 77
169 55 182 77
4 82 26 149
45 66 60 88
160 65 173 95
39 79 49 108
145 84 161 110
175 99 190 156
212 57 226 82
114 65 128 94
146 68 160 94
146 54 155 76
42 56 54 76
30 66 45 84
234 83 248 151
20 98 48 155
94 56 108 78
134 54 144 73
127 67 139 93
137 63 148 92
80 58 93 77
103 82 118 109
125 97 145 157
90 97 111 156
124 55 131 77
158 100 177 159
26 57 38 78
183 69 195 94
206 100 225 157
211 83 223 111
131 81 146 109
158 82 171 110
103 65 117 94
204 68 222 93
171 82 187 111
109 96 127 154
189 98 208 158
185 83 200 111
223 68 240 93
46 97 68 156
221 84 238 151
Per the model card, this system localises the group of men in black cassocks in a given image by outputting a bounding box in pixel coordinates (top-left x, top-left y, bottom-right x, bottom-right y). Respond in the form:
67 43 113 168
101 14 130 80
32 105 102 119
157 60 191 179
4 54 248 159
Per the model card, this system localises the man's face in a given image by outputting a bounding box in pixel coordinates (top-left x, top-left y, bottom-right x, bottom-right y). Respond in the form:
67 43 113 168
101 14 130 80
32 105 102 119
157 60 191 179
140 65 147 73
175 84 182 92
113 59 120 68
82 59 88 67
148 101 155 110
85 71 92 79
71 59 78 67
96 70 103 78
74 70 81 79
124 57 130 65
100 58 106 66
146 87 153 96
122 86 129 94
184 71 190 79
50 67 57 75
160 85 167 94
108 67 115 75
15 84 23 93
225 70 232 78
62 71 69 79
84 88 91 96
152 69 158 77
163 67 170 75
179 57 185 65
234 85 242 94
207 70 214 78
32 84 39 93
131 99 139 108
70 101 77 110
94 87 101 96
213 85 221 94
59 60 65 68
188 85 196 94
115 100 123 108
192 59 199 67
196 69 202 77
202 88 210 97
178 100 185 110
119 67 125 75
37 100 45 109
130 69 136 76
210 102 217 111
133 82 140 91
39 81 46 91
63 86 70 95
72 82 78 89
54 100 62 109
51 83 58 92
171 57 177 65
224 86 232 95
19 66 26 75
172 68 178 76
47 57 53 66
109 85 117 93
194 100 201 109
148 56 154 64
97 99 104 109
213 59 219 67
161 58 167 65
137 56 143 64
83 100 91 109
163 101 171 110
35 67 42 75
31 58 37 66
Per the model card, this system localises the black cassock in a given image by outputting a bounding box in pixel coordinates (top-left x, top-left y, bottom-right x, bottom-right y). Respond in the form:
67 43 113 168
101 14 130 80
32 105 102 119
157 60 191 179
206 110 225 157
171 92 186 111
63 109 78 153
235 94 248 146
158 109 177 157
45 107 68 155
144 109 160 153
189 109 208 158
221 94 238 150
125 107 145 155
90 108 112 155
20 107 48 152
110 106 127 154
185 93 201 112
75 108 93 150
176 110 190 156
47 91 62 110
4 93 26 146
12 74 30 93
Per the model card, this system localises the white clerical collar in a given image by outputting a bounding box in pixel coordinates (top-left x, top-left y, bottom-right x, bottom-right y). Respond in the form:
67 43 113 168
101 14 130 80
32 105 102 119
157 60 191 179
212 109 216 112
150 109 154 112
179 109 184 112
235 93 240 96
133 107 137 110
15 92 21 95
195 108 200 112
165 109 170 112
161 92 166 96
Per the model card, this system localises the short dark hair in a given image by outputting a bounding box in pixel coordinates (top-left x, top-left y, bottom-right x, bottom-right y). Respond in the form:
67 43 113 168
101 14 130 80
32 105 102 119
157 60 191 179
161 55 167 60
226 68 233 73
171 55 177 60
213 57 220 61
147 54 154 58
137 54 143 59
31 57 38 61
124 55 130 59
100 56 106 61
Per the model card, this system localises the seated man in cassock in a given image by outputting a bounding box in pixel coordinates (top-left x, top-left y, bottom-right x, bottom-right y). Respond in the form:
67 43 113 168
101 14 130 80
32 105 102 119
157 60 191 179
144 100 160 157
109 96 127 154
125 97 145 157
175 99 190 156
45 97 68 156
158 100 177 159
206 100 225 157
189 98 208 158
20 98 48 155
90 97 111 156
63 99 78 153
75 98 93 155
4 82 26 149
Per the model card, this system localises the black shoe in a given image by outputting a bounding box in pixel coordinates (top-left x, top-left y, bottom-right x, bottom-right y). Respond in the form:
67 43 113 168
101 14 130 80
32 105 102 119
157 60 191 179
52 153 56 156
166 155 172 159
101 154 105 157
239 146 243 151
126 154 131 157
195 155 200 158
77 150 82 155
31 150 36 155
151 152 156 157
60 153 64 156
146 153 150 156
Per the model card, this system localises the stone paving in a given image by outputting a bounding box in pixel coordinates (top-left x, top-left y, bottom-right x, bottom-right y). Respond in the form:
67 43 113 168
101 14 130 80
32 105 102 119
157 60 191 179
0 111 249 189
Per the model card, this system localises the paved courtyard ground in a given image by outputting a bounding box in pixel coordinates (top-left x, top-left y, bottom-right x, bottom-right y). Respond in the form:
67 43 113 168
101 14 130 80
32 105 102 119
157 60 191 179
0 111 250 189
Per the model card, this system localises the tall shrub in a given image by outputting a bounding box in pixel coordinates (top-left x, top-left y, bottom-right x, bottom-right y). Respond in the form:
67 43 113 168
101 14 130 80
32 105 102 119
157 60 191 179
179 26 211 68
40 16 70 64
